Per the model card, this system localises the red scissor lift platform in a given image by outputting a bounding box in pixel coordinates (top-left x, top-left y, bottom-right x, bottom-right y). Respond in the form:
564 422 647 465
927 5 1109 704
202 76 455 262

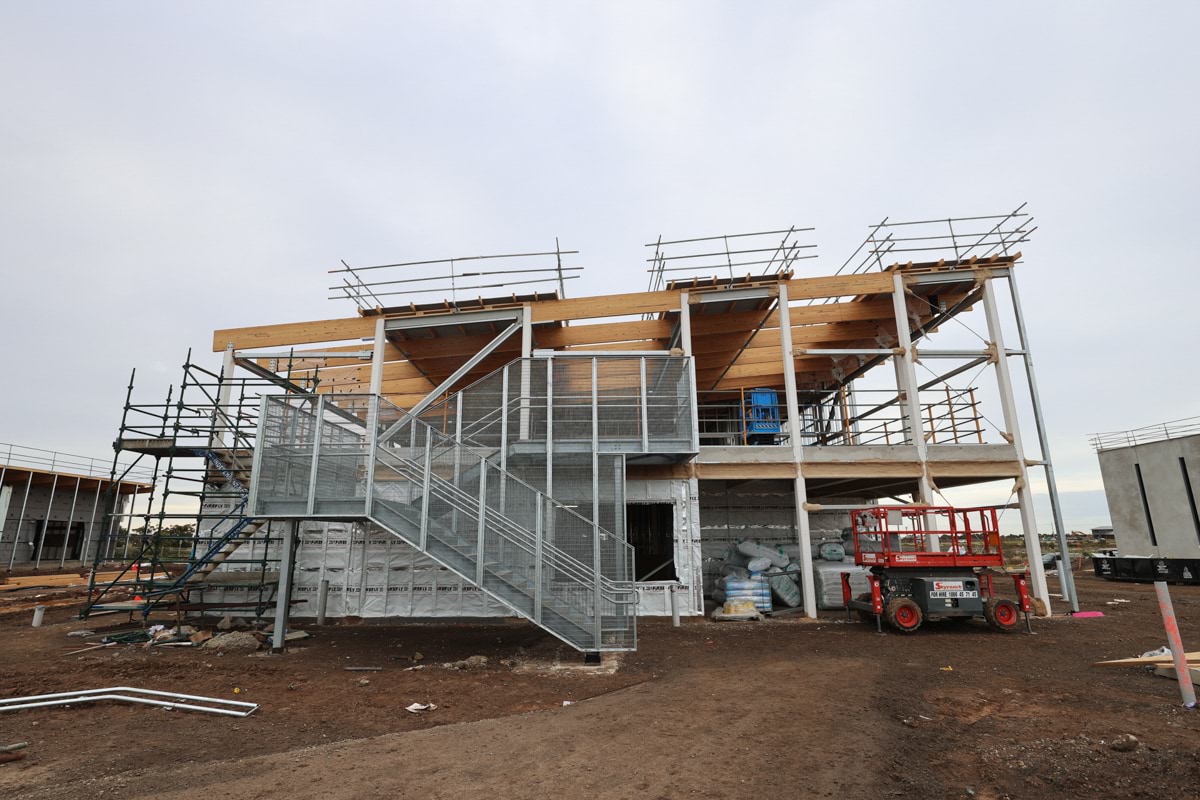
841 506 1032 634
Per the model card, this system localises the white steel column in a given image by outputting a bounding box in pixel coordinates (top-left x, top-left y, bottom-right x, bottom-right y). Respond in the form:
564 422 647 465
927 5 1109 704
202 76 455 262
1005 271 1078 612
214 344 236 450
80 480 103 565
982 279 1052 615
519 305 532 440
680 294 700 451
779 284 818 618
9 472 33 569
890 273 933 502
369 317 386 396
271 520 299 652
59 476 81 567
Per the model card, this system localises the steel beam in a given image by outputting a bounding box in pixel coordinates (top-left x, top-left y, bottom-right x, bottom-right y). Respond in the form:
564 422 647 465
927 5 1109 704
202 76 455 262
403 320 522 420
383 307 522 332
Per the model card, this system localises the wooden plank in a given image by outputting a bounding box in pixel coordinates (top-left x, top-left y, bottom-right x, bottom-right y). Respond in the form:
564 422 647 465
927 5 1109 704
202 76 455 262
393 331 524 361
694 462 799 480
1094 652 1200 667
527 273 894 324
561 340 669 352
296 359 429 389
927 461 1022 479
538 318 672 348
213 316 376 352
801 462 924 479
1153 665 1200 682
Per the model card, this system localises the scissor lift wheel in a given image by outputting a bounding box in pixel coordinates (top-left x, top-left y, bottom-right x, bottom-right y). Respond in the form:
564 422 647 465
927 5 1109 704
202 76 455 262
885 597 924 634
984 598 1021 632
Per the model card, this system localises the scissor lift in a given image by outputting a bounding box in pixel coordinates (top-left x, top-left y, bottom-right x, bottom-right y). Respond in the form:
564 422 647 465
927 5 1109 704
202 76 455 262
840 506 1032 634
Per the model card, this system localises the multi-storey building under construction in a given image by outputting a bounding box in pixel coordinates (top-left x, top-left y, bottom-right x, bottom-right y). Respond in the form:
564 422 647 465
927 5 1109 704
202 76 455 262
83 207 1075 654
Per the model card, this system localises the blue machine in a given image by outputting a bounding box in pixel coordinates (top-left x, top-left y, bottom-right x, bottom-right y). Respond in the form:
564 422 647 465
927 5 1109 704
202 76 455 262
743 388 781 445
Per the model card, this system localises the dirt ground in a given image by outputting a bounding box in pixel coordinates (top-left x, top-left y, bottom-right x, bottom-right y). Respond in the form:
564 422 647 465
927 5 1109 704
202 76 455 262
2 572 1199 800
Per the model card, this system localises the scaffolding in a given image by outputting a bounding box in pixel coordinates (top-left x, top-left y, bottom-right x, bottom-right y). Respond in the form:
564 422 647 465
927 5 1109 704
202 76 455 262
81 353 318 620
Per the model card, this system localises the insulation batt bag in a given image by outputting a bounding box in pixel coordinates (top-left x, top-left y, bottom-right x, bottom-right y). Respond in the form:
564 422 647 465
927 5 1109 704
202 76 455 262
766 566 802 608
745 556 773 573
786 560 805 586
818 542 846 562
720 564 751 579
723 545 751 568
737 540 790 568
722 577 772 611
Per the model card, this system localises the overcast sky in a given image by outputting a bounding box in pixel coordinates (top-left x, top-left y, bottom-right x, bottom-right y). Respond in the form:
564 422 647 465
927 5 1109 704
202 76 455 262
1 2 1196 531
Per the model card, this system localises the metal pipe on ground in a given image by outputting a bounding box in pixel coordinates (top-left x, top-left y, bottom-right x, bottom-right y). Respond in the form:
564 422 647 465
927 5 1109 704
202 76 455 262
0 687 259 717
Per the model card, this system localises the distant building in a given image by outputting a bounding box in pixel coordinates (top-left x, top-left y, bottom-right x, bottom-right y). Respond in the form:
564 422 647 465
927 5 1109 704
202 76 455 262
1090 525 1115 541
0 443 151 568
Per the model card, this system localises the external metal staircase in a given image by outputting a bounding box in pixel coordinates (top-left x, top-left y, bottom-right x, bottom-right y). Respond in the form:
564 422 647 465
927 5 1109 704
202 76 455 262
252 392 640 651
84 354 694 652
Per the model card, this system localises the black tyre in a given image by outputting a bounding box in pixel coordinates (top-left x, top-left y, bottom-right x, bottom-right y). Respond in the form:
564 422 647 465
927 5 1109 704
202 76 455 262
984 598 1020 632
885 597 923 634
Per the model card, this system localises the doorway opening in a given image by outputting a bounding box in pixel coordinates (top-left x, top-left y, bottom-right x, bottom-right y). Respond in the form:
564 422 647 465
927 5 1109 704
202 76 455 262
626 502 676 581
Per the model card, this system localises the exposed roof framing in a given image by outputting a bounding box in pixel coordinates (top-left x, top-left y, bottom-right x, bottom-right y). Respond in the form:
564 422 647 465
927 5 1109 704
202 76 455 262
213 259 1012 409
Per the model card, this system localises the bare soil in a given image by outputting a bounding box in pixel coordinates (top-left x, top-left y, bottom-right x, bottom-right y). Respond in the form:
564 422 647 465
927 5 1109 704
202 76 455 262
1 573 1199 800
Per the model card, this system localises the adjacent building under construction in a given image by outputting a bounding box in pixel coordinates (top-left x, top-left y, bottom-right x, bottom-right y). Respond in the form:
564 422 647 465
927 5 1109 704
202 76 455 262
82 207 1076 653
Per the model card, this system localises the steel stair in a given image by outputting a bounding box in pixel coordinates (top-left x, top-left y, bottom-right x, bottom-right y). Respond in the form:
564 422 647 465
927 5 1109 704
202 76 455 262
252 393 638 652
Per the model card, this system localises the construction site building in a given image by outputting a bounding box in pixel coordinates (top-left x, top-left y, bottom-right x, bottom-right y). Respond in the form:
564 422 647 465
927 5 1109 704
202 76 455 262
0 444 151 568
82 209 1074 652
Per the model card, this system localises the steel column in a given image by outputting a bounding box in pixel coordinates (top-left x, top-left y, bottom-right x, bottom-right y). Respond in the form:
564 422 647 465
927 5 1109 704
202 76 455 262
981 279 1052 614
891 272 933 502
680 293 700 451
369 317 386 396
778 284 818 618
639 357 650 453
80 480 103 566
419 427 433 550
271 520 299 652
592 357 602 647
34 474 58 569
520 306 532 441
475 460 488 586
1005 271 1078 612
59 476 81 567
304 397 325 516
8 472 33 569
533 498 544 624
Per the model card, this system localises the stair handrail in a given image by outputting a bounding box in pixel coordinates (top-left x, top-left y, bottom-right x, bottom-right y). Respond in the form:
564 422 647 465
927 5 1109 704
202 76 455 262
373 448 635 604
376 400 635 579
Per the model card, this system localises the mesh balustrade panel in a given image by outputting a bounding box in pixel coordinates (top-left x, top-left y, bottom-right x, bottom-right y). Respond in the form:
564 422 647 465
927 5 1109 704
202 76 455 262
253 396 320 515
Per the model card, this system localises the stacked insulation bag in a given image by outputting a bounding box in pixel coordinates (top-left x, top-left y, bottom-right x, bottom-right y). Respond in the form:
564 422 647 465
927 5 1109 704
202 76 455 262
721 572 772 612
711 541 804 611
